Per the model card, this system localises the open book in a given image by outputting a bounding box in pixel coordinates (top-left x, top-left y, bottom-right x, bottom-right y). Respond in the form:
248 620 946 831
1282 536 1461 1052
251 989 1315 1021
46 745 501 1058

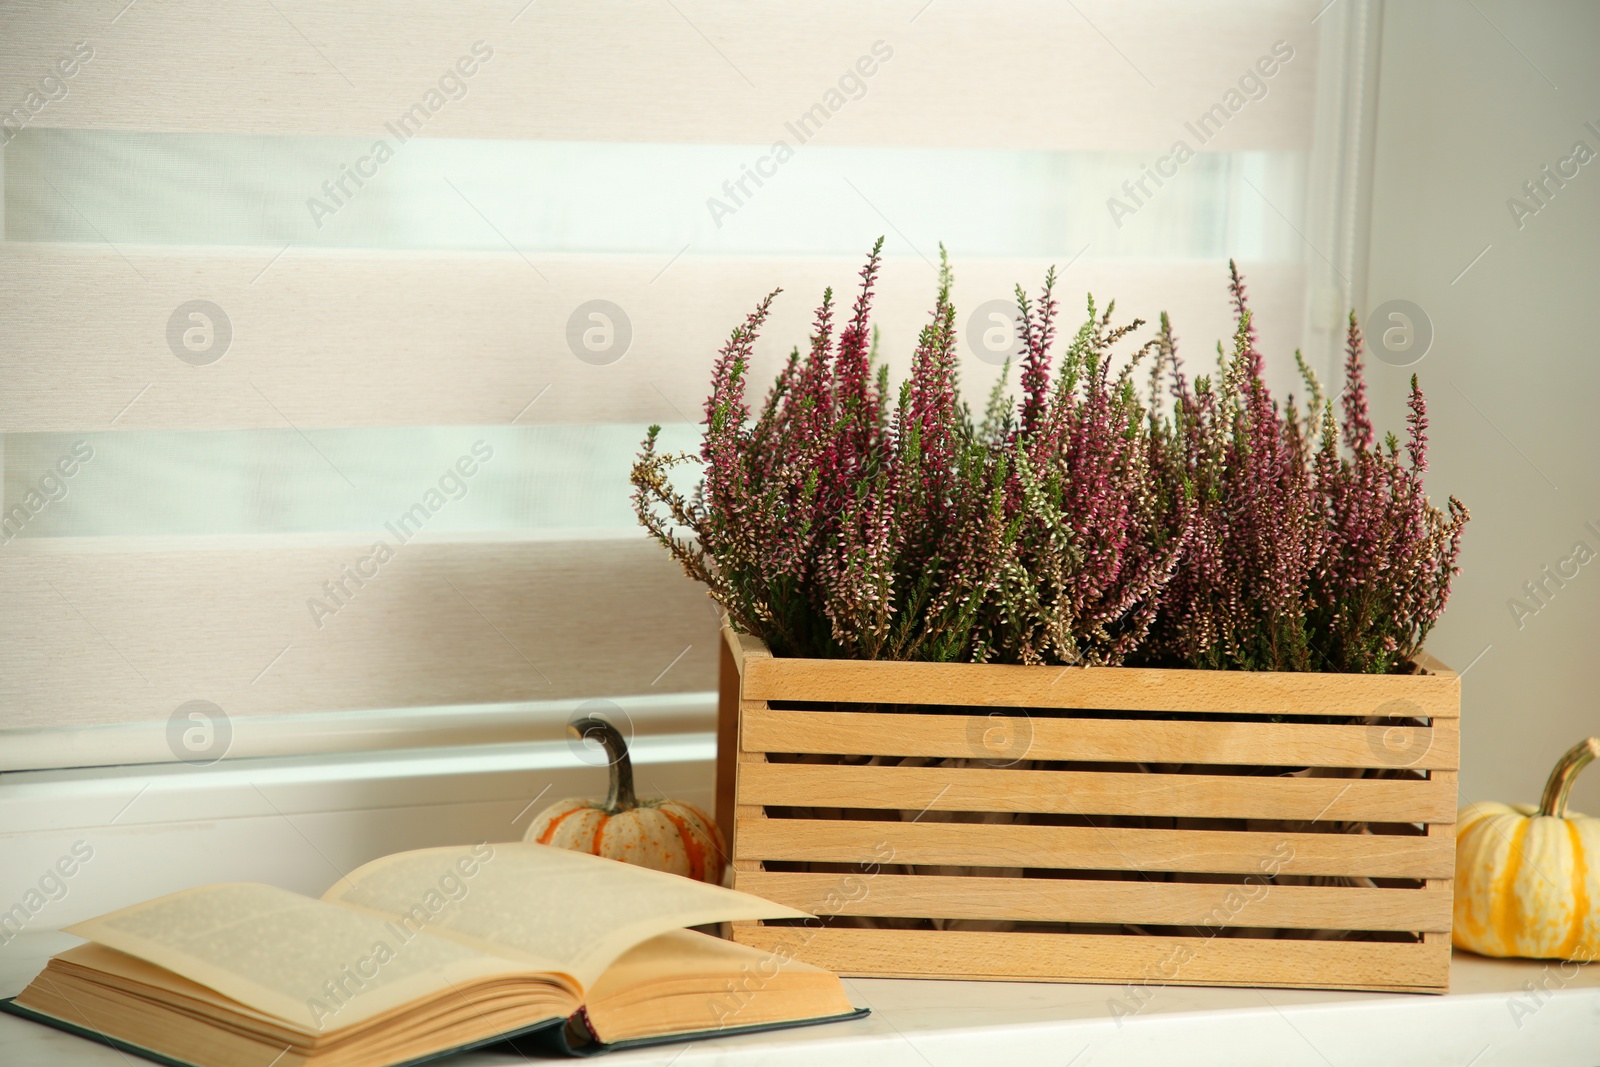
2 842 862 1066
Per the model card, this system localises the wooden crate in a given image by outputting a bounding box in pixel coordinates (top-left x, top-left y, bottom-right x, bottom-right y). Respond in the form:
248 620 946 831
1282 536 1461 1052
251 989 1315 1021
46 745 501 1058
716 626 1461 993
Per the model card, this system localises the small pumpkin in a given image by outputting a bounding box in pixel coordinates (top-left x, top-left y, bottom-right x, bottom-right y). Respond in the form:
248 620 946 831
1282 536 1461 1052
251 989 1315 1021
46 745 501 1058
524 716 726 885
1455 737 1600 960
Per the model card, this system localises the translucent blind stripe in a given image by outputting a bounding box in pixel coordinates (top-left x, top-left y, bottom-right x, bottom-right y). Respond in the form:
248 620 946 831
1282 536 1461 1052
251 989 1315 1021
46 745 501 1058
0 252 1309 433
0 1 1316 149
1 424 701 539
0 536 721 729
4 131 1305 260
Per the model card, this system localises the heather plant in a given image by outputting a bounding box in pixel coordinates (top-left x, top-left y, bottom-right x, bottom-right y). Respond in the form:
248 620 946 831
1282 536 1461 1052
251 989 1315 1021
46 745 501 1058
1139 265 1326 671
632 240 1015 661
975 275 1188 665
1138 263 1468 673
1306 314 1469 673
633 247 1467 674
631 241 1180 665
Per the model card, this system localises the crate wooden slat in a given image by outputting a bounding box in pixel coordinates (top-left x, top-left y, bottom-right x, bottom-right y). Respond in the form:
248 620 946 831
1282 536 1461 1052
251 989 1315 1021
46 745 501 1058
721 627 1462 992
741 653 1460 717
736 818 1455 879
742 707 1459 770
740 762 1454 824
736 872 1453 931
732 927 1452 993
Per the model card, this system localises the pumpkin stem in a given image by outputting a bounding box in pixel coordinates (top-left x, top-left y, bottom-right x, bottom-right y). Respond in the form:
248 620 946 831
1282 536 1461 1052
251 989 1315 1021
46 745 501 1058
570 716 637 814
1537 737 1600 818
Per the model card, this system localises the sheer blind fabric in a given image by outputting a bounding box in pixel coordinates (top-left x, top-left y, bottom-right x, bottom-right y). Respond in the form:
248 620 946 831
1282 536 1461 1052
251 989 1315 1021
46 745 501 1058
0 0 1369 738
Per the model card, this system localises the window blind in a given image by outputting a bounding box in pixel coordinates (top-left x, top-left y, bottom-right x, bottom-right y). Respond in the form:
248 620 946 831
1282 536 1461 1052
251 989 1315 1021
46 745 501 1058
0 0 1375 743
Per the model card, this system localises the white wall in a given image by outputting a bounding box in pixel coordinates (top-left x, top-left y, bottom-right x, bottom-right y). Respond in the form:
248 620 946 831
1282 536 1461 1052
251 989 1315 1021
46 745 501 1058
1366 0 1600 810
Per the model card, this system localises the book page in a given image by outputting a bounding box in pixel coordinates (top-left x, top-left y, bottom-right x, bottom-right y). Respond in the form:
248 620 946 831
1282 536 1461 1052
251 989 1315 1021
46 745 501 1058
581 930 855 1043
64 882 551 1034
321 842 810 989
584 928 837 1006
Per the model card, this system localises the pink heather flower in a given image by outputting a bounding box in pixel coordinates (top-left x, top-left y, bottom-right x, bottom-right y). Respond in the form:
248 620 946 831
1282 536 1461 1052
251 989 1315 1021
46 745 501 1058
1139 269 1468 672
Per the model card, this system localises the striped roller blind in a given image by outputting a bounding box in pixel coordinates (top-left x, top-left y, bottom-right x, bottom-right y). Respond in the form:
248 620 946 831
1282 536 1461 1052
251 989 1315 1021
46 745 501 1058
0 0 1376 741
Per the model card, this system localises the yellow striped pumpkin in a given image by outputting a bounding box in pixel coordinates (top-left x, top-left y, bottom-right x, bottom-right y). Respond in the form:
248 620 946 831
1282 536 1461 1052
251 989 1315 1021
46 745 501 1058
523 716 726 885
1455 737 1600 960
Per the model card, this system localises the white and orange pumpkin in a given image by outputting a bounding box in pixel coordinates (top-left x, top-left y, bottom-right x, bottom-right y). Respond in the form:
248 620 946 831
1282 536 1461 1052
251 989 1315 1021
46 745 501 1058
524 716 726 885
1455 737 1600 960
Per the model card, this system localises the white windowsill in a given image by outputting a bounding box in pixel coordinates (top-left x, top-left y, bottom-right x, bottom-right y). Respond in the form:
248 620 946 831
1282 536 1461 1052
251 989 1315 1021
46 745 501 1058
3 949 1596 1065
4 720 1595 1065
